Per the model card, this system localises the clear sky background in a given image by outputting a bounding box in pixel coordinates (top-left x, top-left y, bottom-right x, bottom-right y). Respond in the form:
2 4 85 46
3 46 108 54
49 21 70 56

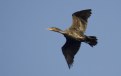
0 0 121 76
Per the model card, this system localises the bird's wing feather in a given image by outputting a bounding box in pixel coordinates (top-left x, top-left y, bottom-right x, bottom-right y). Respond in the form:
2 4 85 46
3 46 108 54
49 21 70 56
62 37 81 69
70 9 92 33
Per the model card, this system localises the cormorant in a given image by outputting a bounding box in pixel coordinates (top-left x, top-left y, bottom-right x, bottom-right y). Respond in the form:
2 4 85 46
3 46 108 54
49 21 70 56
48 9 98 69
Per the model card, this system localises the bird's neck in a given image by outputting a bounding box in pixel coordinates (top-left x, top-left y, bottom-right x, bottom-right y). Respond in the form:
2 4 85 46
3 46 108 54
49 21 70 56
53 28 65 34
56 29 64 34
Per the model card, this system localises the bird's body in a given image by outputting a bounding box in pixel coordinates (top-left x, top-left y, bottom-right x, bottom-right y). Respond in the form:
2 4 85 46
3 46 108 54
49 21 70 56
48 9 98 69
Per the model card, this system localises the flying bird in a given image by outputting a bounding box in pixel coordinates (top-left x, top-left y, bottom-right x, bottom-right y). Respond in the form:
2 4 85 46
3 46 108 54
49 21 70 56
48 9 98 69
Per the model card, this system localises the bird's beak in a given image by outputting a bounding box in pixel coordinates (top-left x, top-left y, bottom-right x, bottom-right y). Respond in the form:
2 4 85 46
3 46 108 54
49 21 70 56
47 28 52 31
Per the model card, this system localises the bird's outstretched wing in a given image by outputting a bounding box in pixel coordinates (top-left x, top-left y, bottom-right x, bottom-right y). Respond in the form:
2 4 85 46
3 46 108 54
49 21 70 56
62 37 81 69
70 9 92 33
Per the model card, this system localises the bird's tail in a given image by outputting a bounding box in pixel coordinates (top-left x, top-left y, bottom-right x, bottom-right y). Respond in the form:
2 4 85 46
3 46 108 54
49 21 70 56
85 36 98 47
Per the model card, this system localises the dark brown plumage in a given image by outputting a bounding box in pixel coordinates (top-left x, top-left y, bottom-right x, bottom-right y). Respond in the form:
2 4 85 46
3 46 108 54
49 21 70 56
48 9 97 69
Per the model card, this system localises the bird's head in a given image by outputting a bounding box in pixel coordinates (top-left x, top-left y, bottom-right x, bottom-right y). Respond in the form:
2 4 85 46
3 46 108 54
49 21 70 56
48 27 63 33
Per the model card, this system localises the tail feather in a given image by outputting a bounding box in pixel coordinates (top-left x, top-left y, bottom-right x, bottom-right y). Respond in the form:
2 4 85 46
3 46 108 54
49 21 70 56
85 36 97 47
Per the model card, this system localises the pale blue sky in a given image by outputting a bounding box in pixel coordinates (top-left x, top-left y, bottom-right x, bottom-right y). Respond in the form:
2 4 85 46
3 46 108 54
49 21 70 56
0 0 121 76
